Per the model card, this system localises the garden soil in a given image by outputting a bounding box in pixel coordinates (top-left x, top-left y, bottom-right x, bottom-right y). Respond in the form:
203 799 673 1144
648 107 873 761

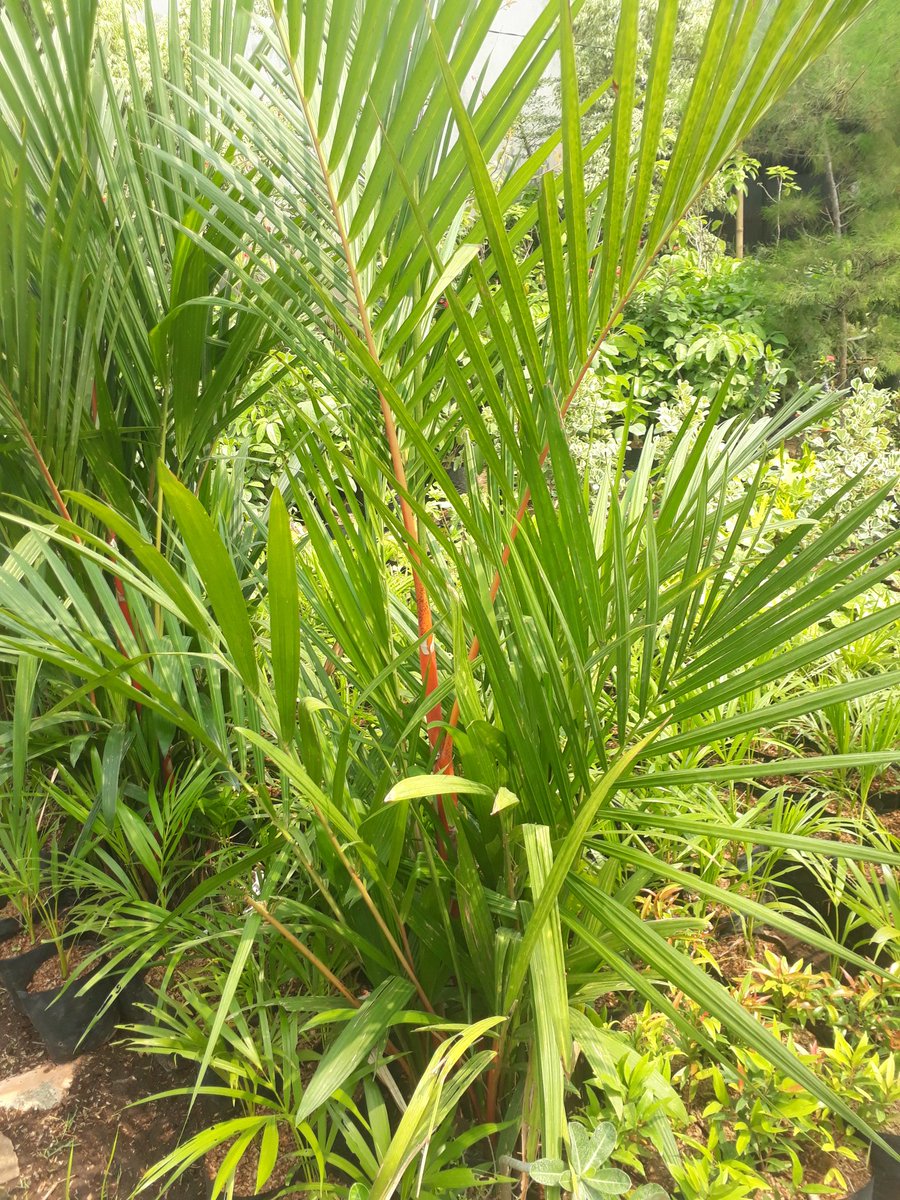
0 982 210 1199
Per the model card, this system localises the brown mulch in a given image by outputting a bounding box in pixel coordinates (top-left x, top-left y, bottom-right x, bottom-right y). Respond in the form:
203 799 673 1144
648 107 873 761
876 805 900 839
0 982 45 1081
204 1124 297 1198
26 943 95 995
703 930 784 982
0 925 52 960
764 1143 871 1199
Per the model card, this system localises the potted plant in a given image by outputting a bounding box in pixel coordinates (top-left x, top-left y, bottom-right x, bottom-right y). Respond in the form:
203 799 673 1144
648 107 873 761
0 785 124 1059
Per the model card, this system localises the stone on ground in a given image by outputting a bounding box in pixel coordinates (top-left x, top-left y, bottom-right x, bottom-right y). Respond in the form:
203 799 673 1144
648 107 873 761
0 1133 18 1187
0 1061 76 1112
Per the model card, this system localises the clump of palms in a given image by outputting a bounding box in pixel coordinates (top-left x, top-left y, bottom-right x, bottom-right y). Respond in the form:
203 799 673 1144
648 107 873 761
1 0 898 1196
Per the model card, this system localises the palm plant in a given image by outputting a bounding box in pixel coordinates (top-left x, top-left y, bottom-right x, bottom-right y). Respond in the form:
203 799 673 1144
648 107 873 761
0 782 54 943
2 0 900 1194
0 0 279 532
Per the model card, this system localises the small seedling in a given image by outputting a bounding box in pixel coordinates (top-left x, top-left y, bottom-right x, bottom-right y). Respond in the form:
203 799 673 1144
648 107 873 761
511 1120 669 1200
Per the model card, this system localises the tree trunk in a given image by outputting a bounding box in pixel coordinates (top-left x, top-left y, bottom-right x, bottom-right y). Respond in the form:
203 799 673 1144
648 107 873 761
734 146 745 258
735 184 744 259
822 138 848 385
823 144 843 238
837 308 849 386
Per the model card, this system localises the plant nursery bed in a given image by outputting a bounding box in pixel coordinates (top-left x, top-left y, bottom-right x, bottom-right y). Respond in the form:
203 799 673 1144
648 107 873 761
0 982 211 1199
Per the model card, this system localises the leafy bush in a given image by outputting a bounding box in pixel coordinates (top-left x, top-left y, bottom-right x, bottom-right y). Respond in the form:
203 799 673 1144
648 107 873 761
601 247 787 410
555 245 790 492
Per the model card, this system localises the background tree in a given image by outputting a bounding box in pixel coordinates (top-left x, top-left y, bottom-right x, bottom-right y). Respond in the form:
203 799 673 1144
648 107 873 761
746 0 900 384
516 0 713 177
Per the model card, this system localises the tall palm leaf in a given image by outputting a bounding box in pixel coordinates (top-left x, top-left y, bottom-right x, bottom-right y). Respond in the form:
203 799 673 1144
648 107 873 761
142 0 875 754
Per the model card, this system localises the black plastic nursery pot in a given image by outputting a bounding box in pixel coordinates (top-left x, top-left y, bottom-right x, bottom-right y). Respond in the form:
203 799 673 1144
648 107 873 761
0 938 58 1014
868 789 900 817
0 915 20 944
18 963 127 1062
850 1133 900 1200
115 975 157 1026
0 937 128 1061
729 847 895 965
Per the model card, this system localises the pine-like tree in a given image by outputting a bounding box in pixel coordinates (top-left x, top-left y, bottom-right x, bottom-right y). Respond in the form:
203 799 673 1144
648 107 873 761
746 0 900 384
